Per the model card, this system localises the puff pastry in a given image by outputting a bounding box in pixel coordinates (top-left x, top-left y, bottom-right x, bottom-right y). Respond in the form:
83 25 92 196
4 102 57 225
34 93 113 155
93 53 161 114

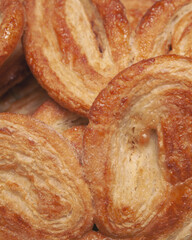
23 0 132 116
33 100 88 162
0 76 50 115
80 231 113 240
0 42 30 97
134 0 192 62
0 113 93 239
83 55 192 239
0 0 24 66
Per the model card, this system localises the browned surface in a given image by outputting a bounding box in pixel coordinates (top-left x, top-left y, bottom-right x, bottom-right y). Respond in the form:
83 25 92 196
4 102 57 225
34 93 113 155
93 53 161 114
0 42 30 97
23 0 132 116
121 0 157 29
33 100 88 161
134 0 192 62
0 0 24 66
83 55 192 239
0 113 93 240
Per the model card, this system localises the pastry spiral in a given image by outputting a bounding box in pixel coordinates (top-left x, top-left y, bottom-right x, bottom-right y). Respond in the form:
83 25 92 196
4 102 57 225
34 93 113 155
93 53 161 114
0 113 93 239
83 55 192 239
0 0 24 67
23 0 132 116
134 0 192 62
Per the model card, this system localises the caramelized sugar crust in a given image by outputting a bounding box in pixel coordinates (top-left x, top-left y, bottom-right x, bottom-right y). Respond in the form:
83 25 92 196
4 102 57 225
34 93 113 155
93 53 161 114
121 0 157 29
0 0 24 66
83 55 192 239
23 0 132 116
0 113 93 240
134 0 192 62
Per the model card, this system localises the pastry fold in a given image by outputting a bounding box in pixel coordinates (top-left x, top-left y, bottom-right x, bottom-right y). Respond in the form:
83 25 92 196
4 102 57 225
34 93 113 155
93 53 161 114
134 0 192 62
83 55 192 239
0 113 93 239
23 0 132 116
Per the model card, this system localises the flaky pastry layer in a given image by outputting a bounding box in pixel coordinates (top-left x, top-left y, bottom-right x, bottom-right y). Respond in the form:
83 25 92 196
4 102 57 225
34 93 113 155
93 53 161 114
83 55 192 239
0 113 93 239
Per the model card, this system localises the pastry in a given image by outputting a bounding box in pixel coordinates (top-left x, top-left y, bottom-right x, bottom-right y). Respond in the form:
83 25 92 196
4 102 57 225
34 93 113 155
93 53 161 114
83 55 192 239
0 41 30 97
0 113 93 239
121 0 157 29
33 100 88 161
23 0 132 116
0 0 24 66
134 0 192 62
0 75 49 115
80 231 113 240
33 99 88 134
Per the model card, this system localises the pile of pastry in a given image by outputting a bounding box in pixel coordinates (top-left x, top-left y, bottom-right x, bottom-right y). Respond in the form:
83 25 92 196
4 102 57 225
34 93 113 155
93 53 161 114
0 0 192 239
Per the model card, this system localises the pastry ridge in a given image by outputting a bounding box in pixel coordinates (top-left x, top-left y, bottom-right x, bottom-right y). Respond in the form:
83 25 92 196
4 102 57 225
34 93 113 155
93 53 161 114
0 113 93 240
23 0 132 116
83 55 192 239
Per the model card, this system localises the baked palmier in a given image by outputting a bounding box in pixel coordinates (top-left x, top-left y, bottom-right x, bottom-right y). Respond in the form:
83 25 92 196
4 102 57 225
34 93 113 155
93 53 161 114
134 0 192 62
0 41 30 97
83 55 192 239
23 0 132 116
0 0 24 66
0 113 93 239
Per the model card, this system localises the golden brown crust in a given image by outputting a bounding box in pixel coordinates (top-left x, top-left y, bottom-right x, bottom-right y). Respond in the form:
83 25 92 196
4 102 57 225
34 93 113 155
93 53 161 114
0 42 30 96
0 0 24 66
120 0 157 30
0 113 93 239
83 55 192 239
33 100 88 162
0 76 50 115
23 0 132 116
134 0 192 62
80 231 113 240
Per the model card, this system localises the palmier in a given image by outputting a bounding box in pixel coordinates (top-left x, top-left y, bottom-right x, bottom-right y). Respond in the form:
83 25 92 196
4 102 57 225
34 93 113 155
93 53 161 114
0 0 24 66
0 113 93 239
134 0 192 62
83 55 192 239
23 0 132 116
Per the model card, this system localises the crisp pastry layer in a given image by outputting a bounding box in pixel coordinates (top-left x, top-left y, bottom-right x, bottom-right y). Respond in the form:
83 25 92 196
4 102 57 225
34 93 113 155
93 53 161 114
121 0 157 29
33 100 88 162
0 0 24 67
23 0 132 116
0 41 30 97
0 113 93 239
134 0 192 62
83 55 192 239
